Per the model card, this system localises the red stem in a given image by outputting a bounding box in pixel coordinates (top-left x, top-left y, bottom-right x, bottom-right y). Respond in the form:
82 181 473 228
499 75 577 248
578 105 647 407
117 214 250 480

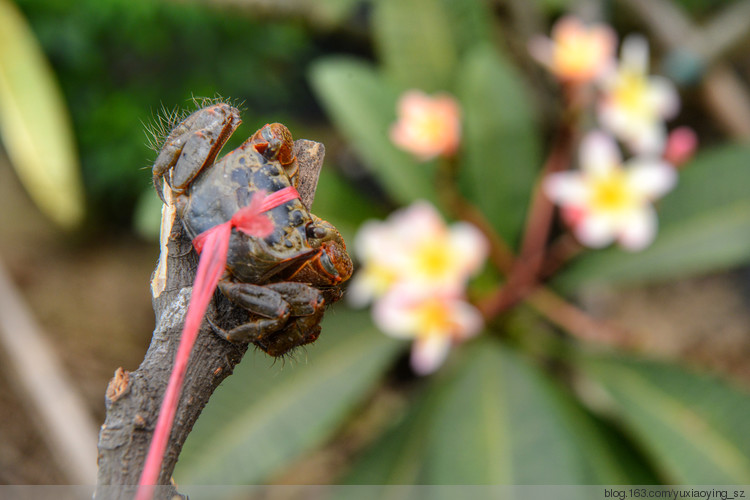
478 120 576 317
478 84 582 318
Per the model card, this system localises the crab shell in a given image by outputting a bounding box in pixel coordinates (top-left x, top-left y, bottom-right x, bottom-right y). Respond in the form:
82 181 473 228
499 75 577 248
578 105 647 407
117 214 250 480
174 136 352 287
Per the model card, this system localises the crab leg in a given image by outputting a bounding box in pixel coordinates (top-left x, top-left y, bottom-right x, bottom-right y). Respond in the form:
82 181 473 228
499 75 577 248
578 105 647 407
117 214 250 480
218 280 291 319
266 282 325 316
152 103 241 200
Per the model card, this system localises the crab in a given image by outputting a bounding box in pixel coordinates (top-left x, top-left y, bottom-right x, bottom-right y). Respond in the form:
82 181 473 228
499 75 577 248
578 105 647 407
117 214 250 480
152 102 353 357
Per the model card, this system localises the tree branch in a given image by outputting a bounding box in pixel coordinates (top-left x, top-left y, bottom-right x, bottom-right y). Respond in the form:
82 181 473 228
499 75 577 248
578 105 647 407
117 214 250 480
94 140 325 499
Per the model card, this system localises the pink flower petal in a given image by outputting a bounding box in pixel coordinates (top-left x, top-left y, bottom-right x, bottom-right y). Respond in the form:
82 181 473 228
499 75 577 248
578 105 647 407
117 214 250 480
448 300 484 341
411 335 452 375
391 90 462 161
371 290 420 339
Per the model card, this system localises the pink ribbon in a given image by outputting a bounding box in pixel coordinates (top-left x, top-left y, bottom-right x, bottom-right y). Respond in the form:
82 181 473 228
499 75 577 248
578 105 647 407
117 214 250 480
136 186 299 500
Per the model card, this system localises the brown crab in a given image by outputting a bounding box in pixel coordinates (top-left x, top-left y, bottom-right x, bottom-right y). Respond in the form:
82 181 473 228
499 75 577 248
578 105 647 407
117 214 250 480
152 102 352 356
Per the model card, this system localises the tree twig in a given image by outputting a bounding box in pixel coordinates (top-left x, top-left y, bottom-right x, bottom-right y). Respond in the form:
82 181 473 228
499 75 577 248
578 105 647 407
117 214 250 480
94 139 325 499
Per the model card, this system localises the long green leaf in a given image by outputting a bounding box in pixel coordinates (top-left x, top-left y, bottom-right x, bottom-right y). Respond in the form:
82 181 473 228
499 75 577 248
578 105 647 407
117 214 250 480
581 355 750 483
0 0 84 228
309 58 437 204
659 145 750 226
554 144 750 290
438 0 493 56
554 201 750 290
343 339 640 485
373 0 458 91
457 45 541 247
424 341 631 484
174 307 401 484
342 387 435 486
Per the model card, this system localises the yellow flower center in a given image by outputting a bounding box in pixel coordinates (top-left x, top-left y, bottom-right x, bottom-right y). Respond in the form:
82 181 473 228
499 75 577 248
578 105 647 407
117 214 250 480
612 70 651 118
556 35 598 77
589 169 637 213
413 243 452 278
414 298 454 336
413 111 446 144
364 262 398 295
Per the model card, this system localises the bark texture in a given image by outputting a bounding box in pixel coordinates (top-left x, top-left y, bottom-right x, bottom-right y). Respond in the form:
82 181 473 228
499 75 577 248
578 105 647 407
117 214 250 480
95 140 324 499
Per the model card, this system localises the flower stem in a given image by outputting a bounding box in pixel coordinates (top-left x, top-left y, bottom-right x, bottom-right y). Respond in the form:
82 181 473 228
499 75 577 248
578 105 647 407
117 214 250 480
478 115 577 317
526 287 633 347
434 89 631 348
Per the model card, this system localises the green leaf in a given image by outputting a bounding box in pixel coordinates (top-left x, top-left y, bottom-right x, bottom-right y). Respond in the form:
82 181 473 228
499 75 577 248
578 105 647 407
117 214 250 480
0 0 84 229
309 58 437 205
342 387 435 485
306 0 364 28
343 339 639 485
554 144 750 290
581 355 750 484
373 0 458 91
457 45 541 247
132 186 163 241
174 307 401 484
438 0 493 55
658 144 750 226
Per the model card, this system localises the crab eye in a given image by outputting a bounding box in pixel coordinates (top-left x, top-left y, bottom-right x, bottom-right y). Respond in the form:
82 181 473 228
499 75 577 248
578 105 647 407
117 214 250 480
318 250 340 279
306 224 328 239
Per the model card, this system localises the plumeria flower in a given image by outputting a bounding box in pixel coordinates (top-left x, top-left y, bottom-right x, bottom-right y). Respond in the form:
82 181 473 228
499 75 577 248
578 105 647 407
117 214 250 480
346 220 404 307
544 131 677 251
373 288 483 375
349 201 488 374
598 35 680 155
390 90 461 161
528 16 617 84
348 201 488 306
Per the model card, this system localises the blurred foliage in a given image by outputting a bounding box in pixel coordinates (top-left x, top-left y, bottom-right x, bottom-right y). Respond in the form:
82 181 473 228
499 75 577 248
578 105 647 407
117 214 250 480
176 0 750 490
7 0 750 490
13 0 327 227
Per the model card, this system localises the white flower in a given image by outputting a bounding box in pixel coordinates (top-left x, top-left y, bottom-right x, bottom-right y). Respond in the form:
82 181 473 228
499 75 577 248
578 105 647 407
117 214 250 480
373 289 483 375
598 35 680 155
544 131 677 251
348 201 487 305
349 201 488 375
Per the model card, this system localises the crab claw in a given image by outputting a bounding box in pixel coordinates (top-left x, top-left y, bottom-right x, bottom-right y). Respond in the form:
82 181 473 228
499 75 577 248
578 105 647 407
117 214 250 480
286 217 353 292
151 103 241 203
249 123 298 180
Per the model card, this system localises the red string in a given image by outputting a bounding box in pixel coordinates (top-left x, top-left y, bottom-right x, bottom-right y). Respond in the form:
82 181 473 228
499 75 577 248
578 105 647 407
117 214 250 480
136 186 299 500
